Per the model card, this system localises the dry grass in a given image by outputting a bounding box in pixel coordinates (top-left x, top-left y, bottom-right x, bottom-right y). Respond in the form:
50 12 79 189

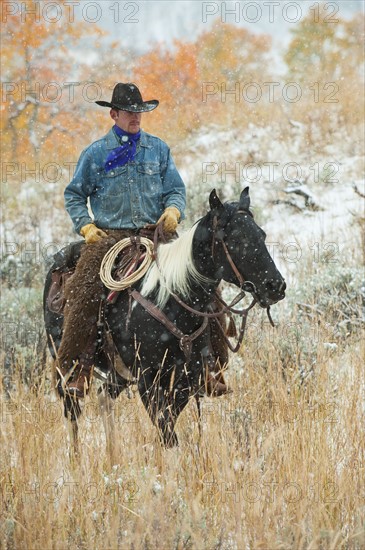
1 208 364 549
1 285 364 549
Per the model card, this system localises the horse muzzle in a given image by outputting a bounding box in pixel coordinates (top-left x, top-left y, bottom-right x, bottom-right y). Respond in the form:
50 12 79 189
245 279 286 307
262 278 286 306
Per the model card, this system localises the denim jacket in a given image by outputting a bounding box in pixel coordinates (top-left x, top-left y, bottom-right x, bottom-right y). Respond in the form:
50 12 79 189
64 128 186 234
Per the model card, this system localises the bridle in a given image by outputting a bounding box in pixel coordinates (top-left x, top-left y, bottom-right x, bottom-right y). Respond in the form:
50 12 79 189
130 215 275 362
210 211 276 328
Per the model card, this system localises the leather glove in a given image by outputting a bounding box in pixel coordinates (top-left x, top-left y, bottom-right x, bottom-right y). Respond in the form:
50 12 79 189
80 223 107 244
156 206 180 233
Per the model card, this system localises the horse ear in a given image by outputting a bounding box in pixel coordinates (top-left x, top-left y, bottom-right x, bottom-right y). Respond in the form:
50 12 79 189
209 189 224 211
239 187 250 210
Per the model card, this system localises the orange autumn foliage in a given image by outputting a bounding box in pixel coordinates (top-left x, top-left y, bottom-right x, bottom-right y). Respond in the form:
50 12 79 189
2 11 363 179
133 40 201 141
1 0 106 166
133 22 272 144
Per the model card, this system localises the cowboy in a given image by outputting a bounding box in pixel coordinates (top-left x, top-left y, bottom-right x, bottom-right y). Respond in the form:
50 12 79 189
57 82 228 398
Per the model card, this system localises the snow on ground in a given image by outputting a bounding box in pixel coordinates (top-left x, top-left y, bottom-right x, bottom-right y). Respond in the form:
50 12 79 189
177 121 364 285
1 120 363 292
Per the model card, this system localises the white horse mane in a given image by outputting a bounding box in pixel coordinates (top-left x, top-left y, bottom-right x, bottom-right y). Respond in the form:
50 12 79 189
140 225 210 309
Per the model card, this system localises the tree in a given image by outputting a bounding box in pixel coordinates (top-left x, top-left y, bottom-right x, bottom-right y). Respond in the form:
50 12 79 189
197 20 271 82
196 21 273 131
133 22 273 142
1 0 106 164
285 9 364 82
133 40 200 142
284 10 365 130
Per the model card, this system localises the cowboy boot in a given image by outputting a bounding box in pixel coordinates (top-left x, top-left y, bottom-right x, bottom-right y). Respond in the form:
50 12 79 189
205 370 231 397
202 353 231 397
65 361 93 398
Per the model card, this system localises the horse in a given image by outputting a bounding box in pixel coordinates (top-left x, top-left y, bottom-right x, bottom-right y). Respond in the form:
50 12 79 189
43 188 286 453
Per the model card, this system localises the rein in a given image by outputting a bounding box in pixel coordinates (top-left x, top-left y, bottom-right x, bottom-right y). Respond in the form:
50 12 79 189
151 220 259 355
128 287 208 363
127 217 275 361
131 221 271 361
213 298 256 353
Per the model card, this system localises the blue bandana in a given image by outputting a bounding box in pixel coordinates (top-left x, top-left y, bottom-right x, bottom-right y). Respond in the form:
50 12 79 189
104 126 141 172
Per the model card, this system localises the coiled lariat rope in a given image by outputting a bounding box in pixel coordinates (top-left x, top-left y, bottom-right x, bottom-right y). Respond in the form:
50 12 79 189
100 237 155 291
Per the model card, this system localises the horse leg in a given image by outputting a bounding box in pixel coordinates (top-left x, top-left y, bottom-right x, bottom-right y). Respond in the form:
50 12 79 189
195 395 202 441
63 395 81 460
138 369 179 448
157 399 179 448
98 385 117 464
68 419 79 460
158 385 193 448
142 383 193 448
164 386 192 446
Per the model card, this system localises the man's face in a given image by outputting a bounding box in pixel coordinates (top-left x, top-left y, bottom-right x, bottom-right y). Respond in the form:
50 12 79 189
111 109 142 133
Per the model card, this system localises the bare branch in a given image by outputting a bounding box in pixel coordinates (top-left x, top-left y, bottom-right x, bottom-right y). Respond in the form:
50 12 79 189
353 183 365 199
284 184 322 211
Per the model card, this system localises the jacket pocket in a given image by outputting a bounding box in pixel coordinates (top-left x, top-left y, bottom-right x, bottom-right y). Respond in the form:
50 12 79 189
101 165 128 191
136 162 159 175
137 162 164 216
98 167 128 216
136 162 161 189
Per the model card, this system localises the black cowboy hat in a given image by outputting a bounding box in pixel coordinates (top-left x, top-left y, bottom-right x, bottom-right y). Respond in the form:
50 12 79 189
95 83 159 112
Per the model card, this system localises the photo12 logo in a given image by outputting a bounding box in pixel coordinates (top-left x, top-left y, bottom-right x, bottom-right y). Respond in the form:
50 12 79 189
2 477 140 504
2 1 140 24
203 479 339 504
2 161 77 183
201 2 340 24
2 81 107 105
201 82 339 105
201 160 340 185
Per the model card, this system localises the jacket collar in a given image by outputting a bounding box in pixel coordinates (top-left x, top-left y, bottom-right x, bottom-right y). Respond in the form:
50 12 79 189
104 128 152 150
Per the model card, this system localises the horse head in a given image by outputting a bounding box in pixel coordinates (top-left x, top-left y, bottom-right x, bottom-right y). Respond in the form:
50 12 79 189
196 187 286 307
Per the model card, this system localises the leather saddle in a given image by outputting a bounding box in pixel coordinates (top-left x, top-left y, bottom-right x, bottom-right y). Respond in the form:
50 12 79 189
46 241 84 314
